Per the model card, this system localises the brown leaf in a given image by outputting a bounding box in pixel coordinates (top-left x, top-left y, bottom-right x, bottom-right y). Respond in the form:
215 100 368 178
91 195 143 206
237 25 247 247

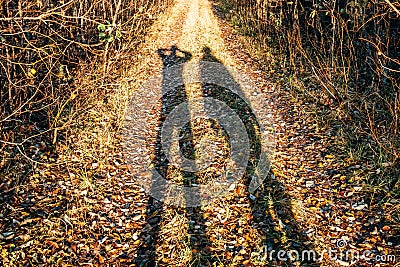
98 254 105 264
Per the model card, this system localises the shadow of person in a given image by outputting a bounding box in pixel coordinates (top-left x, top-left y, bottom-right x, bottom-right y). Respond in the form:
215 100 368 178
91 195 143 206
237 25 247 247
135 46 214 266
199 46 320 266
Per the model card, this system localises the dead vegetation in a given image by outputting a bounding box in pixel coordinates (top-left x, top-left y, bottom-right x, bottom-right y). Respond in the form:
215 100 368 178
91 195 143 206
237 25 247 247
0 0 172 170
215 0 400 219
211 0 400 265
0 0 172 265
1 0 400 266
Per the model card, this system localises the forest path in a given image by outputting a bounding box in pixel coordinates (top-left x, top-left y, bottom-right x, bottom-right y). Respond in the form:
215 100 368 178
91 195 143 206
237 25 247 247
120 0 314 266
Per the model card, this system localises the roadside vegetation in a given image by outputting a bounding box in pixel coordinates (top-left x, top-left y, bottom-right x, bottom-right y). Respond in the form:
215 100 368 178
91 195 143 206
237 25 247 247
0 1 172 265
0 0 172 174
215 0 400 216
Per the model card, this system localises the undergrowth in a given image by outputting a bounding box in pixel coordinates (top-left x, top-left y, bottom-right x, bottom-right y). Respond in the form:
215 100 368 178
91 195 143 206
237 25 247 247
213 0 399 219
0 0 173 191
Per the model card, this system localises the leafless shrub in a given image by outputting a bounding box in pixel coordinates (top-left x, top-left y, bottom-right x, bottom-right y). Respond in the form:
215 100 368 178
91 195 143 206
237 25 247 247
219 0 400 160
0 0 172 166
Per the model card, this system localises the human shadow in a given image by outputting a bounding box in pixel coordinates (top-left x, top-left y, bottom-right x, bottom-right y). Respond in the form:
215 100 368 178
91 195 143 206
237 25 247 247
199 47 320 266
134 46 214 266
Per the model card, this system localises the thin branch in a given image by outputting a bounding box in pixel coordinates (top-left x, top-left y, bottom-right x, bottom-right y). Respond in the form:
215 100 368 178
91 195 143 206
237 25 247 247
384 0 400 16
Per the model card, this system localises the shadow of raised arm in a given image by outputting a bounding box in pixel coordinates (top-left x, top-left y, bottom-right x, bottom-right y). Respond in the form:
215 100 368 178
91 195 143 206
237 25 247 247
157 45 192 67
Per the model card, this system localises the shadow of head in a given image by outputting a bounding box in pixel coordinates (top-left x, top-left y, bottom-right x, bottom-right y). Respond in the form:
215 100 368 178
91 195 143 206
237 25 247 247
157 45 192 67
